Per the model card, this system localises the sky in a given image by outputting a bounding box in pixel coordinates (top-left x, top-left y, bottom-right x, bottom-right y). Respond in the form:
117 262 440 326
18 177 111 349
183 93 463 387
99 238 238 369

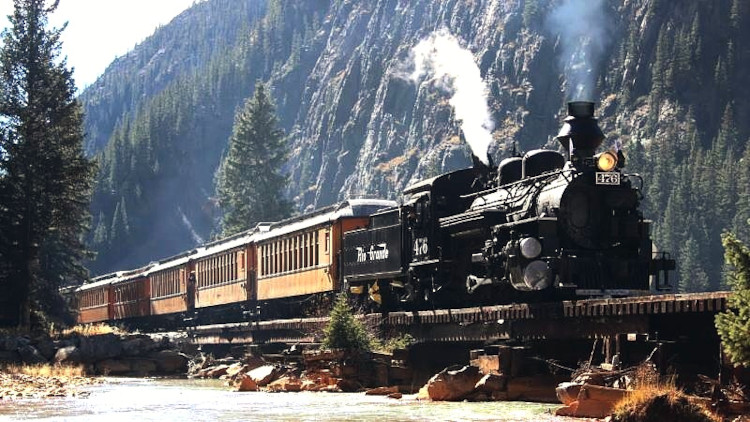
0 0 198 90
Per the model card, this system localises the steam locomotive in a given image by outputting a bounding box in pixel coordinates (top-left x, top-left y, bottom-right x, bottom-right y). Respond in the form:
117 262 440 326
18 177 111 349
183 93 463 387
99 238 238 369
75 102 674 326
341 102 675 310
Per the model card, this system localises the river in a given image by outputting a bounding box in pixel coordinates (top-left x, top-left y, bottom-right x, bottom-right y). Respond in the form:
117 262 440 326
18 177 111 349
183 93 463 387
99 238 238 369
0 378 577 421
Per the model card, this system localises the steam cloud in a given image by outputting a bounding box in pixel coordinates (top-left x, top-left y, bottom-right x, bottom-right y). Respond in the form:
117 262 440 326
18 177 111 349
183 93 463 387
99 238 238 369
410 30 494 165
546 0 611 100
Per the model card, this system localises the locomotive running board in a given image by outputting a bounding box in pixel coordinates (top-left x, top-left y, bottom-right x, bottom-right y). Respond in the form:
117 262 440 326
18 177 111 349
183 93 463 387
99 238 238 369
439 209 505 235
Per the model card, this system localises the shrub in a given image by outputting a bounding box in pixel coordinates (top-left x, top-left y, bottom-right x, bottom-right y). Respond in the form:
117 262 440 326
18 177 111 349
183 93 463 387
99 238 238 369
321 294 371 352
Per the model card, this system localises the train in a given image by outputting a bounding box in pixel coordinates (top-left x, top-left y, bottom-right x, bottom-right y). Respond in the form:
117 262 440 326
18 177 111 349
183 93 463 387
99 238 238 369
75 101 675 327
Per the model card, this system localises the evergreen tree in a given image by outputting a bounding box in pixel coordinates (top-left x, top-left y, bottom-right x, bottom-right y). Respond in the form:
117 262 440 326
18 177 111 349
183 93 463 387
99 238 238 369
321 294 371 352
215 82 291 236
715 232 750 366
0 0 96 328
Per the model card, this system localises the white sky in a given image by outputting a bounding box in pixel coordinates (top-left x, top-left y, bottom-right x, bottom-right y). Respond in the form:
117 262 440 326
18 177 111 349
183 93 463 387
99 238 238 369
0 0 198 90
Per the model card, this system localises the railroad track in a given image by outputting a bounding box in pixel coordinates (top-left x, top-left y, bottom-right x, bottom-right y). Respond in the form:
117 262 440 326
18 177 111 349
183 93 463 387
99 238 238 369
186 291 730 345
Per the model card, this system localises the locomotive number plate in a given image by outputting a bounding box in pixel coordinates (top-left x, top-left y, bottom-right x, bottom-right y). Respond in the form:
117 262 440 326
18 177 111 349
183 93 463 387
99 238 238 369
595 172 620 185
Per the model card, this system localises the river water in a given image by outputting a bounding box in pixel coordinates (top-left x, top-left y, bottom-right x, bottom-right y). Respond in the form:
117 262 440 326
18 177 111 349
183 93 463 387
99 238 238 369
0 378 576 421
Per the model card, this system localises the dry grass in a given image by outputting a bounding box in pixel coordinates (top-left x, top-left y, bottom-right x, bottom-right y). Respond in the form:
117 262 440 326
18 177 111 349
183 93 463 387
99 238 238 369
57 323 127 338
3 363 86 378
611 367 720 422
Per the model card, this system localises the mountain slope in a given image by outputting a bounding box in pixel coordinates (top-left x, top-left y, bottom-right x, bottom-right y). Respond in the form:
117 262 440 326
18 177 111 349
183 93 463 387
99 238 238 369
83 0 750 294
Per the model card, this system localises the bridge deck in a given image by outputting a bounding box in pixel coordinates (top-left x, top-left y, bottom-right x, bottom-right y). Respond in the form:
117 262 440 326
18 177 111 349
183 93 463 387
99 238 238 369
186 291 730 345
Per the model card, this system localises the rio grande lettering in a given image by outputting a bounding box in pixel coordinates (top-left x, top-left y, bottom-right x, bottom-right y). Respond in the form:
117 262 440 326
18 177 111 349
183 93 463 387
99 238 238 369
356 243 389 263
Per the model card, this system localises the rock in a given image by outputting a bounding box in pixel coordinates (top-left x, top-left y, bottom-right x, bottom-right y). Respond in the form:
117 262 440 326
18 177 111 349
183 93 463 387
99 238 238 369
54 346 82 364
474 373 507 394
267 376 302 392
423 365 482 401
387 392 403 399
506 375 561 403
556 382 583 406
18 345 47 364
205 364 230 378
96 359 131 375
365 386 400 395
149 350 188 373
247 365 278 386
121 337 155 356
2 337 18 352
236 375 258 392
0 350 20 362
225 362 248 380
301 379 322 391
129 359 157 375
33 338 56 360
336 378 361 392
79 334 122 362
555 384 628 419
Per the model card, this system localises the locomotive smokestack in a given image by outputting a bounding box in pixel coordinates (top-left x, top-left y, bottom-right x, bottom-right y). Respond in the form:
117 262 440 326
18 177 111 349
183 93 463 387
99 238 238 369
556 101 604 161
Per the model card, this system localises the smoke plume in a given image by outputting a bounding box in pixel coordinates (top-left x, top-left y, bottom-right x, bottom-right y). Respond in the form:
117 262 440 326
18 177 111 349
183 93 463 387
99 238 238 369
546 0 611 100
410 30 494 165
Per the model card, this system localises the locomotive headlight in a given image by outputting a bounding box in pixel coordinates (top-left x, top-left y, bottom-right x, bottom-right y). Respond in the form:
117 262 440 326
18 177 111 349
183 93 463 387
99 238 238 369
520 237 542 259
596 151 618 172
523 260 552 290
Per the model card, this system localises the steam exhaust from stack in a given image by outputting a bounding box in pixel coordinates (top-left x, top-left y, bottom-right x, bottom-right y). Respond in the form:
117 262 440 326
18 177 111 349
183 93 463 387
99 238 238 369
409 29 495 166
545 0 611 100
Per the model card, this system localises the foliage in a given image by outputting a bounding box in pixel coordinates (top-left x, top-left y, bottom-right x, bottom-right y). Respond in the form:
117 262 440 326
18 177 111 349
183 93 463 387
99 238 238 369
0 0 96 328
371 333 415 354
611 389 719 422
321 294 371 352
215 83 291 236
715 232 750 366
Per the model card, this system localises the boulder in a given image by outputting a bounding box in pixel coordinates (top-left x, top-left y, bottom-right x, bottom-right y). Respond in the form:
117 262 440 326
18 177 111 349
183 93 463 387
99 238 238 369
247 365 278 386
18 345 47 364
555 384 628 419
96 359 132 375
205 364 230 379
423 365 482 401
79 334 122 362
129 359 158 375
54 346 82 364
474 373 507 394
236 375 258 392
387 392 403 399
365 386 400 396
336 378 361 392
121 337 155 356
225 363 249 380
506 375 560 403
35 337 57 360
149 350 188 373
267 376 302 392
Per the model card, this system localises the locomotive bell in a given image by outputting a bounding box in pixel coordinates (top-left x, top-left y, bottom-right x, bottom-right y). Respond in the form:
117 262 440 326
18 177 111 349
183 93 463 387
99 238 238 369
556 101 605 160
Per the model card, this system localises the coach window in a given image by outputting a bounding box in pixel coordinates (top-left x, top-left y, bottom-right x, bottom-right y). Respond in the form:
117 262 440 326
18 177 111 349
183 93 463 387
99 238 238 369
315 231 320 266
325 230 330 255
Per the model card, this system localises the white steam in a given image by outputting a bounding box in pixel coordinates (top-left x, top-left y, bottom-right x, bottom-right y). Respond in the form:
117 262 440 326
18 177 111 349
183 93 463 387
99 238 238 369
546 0 611 100
410 30 494 165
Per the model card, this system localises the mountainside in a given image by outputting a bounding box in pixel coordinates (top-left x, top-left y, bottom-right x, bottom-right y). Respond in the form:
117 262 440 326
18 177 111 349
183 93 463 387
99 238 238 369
83 0 750 294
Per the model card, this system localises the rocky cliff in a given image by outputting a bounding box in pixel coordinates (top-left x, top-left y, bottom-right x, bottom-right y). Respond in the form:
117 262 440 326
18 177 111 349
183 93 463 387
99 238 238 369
83 0 750 292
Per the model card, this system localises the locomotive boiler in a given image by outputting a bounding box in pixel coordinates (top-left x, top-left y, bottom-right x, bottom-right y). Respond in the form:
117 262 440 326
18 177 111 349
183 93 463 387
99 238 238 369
342 102 675 309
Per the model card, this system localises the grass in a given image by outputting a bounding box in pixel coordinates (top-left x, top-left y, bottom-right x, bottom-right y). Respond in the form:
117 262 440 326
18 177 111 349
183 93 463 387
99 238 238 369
610 367 720 422
2 363 86 378
56 323 127 338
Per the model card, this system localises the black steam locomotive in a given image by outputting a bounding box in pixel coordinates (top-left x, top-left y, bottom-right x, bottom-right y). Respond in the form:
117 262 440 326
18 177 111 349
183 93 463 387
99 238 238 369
342 102 675 309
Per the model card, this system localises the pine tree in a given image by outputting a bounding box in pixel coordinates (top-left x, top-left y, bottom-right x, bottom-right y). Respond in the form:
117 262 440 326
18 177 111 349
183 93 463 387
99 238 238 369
215 82 291 236
0 0 96 328
715 232 750 366
321 294 372 352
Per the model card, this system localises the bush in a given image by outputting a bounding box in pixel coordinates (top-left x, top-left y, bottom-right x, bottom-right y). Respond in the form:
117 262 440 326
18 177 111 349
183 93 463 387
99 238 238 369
321 294 371 352
611 388 719 422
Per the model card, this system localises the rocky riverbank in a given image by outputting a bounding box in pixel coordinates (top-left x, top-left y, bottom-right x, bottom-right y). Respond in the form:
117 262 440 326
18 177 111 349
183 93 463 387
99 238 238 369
0 370 102 399
0 332 191 376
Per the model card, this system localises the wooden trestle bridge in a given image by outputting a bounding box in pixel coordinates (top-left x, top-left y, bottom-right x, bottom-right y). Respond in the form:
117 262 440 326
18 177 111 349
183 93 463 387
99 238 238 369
187 291 730 346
